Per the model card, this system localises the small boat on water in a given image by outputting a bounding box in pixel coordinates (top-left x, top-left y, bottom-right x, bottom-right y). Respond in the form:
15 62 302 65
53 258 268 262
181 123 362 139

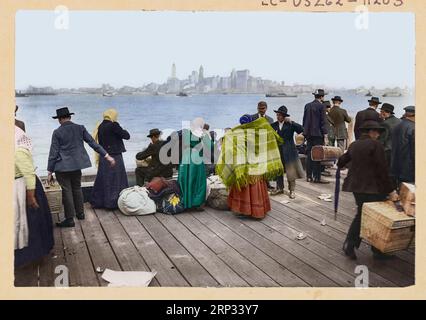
177 92 189 97
383 92 403 97
15 90 29 97
266 93 298 98
103 91 116 97
365 91 373 97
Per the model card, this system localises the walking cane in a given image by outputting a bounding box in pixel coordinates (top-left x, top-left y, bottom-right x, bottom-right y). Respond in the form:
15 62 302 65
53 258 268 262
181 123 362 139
334 168 341 221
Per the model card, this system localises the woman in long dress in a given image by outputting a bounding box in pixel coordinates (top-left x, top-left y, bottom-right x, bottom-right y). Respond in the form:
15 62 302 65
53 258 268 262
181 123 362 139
14 126 54 268
217 115 284 219
178 117 212 210
91 109 130 209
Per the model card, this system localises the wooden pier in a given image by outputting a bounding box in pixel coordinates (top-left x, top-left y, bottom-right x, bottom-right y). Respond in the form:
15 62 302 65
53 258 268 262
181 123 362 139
14 174 415 288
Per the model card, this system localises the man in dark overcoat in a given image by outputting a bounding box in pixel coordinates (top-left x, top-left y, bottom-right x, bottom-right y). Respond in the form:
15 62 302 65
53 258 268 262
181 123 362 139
302 89 329 184
270 106 304 199
379 103 401 170
251 101 274 124
337 120 397 260
354 97 382 140
391 106 415 184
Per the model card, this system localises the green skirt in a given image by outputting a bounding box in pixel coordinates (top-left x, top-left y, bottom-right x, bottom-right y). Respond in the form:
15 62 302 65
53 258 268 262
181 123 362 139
178 162 207 209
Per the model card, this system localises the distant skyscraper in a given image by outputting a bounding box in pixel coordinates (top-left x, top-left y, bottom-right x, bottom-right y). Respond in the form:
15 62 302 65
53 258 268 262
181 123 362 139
236 70 250 92
199 65 204 83
171 63 177 79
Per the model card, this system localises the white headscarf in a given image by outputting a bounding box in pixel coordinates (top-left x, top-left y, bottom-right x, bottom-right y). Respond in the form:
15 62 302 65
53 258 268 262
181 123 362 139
15 126 33 151
190 117 205 138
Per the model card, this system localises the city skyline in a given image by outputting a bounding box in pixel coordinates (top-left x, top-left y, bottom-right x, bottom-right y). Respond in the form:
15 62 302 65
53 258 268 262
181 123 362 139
16 11 415 89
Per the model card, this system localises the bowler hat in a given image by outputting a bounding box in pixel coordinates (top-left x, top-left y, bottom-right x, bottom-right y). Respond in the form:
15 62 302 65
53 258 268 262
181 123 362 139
404 106 415 114
331 96 343 103
313 89 327 96
147 128 162 138
274 105 290 117
368 97 382 105
359 120 385 132
380 103 395 114
52 107 74 119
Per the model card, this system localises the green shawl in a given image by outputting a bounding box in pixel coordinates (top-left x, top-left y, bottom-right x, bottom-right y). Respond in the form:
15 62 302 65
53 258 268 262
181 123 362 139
216 117 284 190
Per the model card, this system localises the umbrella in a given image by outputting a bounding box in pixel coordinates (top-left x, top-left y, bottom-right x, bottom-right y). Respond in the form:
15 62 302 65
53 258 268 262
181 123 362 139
334 168 341 221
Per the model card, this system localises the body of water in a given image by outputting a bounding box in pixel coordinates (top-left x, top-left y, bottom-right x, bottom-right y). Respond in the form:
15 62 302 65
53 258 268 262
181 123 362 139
16 92 414 175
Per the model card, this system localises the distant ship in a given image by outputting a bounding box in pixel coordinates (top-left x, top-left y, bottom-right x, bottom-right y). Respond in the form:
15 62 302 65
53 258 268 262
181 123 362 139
177 92 189 97
103 91 116 97
15 90 28 97
266 93 298 98
365 91 373 97
383 92 403 97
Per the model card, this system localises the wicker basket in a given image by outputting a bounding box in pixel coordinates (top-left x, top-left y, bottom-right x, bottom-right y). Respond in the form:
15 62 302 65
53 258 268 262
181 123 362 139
42 181 63 215
361 201 415 253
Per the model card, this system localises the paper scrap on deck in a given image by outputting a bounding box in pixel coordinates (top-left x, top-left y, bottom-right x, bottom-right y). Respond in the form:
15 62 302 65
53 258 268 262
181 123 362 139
101 269 157 287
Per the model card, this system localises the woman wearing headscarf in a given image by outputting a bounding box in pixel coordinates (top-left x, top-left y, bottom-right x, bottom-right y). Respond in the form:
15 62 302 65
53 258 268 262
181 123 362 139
217 115 284 219
14 126 54 268
91 108 130 209
178 117 212 210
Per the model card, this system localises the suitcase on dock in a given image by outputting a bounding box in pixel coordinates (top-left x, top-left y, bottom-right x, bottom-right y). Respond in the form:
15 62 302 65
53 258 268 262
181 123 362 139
360 201 415 253
311 146 343 162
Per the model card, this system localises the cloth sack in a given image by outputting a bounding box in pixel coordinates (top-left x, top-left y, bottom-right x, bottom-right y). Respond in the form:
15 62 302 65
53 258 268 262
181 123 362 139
118 186 156 216
206 175 229 210
161 193 185 215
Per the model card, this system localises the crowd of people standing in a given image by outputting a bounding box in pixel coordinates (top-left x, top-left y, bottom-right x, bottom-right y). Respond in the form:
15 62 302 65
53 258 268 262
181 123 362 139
13 89 415 269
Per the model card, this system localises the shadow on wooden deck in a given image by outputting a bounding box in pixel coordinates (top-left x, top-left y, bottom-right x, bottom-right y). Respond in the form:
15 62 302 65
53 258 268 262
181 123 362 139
14 175 415 288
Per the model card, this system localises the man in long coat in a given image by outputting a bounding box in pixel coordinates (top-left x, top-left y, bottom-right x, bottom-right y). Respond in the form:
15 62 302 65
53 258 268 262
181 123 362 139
391 106 415 184
302 89 329 184
328 96 352 151
354 97 383 140
251 101 274 124
379 103 401 169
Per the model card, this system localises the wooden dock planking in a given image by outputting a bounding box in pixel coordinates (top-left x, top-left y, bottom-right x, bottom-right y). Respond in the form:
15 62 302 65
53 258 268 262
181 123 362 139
136 214 219 287
175 213 280 287
203 209 338 287
268 202 413 287
114 211 190 287
191 211 309 287
15 175 415 288
93 208 160 287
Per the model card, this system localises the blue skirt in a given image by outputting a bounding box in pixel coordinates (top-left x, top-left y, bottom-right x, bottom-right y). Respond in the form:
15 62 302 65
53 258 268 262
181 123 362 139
91 153 129 209
15 178 54 268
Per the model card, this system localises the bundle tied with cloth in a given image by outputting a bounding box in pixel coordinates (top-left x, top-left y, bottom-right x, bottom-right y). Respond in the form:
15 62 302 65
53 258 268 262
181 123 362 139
216 117 284 191
92 108 118 167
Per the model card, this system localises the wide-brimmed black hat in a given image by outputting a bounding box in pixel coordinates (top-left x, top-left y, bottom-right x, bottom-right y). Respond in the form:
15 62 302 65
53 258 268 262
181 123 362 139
52 107 75 119
359 120 385 132
274 105 290 117
368 97 382 105
404 106 415 114
380 103 395 114
313 89 327 96
147 128 162 138
331 96 343 103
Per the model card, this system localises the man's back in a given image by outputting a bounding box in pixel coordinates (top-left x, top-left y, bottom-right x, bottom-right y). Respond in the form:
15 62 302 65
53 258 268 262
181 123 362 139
354 108 381 140
303 100 327 137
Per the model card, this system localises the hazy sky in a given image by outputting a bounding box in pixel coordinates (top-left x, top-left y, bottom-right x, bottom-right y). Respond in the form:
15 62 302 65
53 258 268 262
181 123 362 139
16 11 415 89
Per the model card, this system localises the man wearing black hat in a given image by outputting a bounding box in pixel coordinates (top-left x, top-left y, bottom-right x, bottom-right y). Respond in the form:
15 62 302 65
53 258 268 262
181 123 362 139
391 106 415 184
379 103 401 170
47 107 116 228
271 106 304 199
328 96 352 151
354 97 383 140
251 101 274 124
135 128 174 186
337 120 397 260
302 89 329 184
